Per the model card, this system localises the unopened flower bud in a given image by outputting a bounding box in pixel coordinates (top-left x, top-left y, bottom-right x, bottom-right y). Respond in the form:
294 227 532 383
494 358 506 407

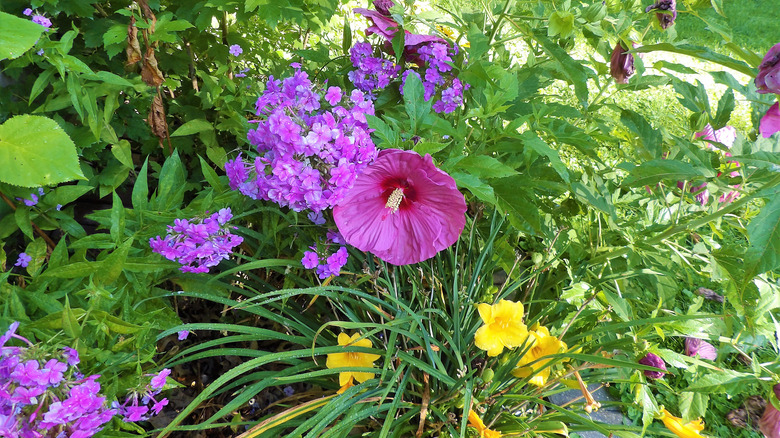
610 43 635 84
373 0 394 16
638 352 666 379
756 43 780 94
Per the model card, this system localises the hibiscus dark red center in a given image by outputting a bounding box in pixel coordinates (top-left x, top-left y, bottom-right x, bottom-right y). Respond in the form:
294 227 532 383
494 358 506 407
381 178 416 212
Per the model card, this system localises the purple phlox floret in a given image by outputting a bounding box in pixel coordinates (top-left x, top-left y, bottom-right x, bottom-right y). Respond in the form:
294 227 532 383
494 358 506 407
23 8 33 15
301 251 320 269
123 405 149 422
62 347 80 366
38 359 68 386
32 14 52 28
10 360 43 386
15 253 32 268
150 368 171 390
0 322 20 349
229 44 243 56
326 229 346 245
308 211 326 225
283 385 295 397
10 385 45 404
400 42 468 114
325 86 343 105
177 330 190 340
151 398 169 415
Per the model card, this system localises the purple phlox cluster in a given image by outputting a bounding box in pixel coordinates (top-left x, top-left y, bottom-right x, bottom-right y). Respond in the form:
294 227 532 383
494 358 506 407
301 231 349 279
0 322 120 437
638 352 667 379
229 44 243 56
31 14 52 29
17 187 44 207
400 42 468 114
348 42 400 97
645 0 676 29
225 67 378 213
14 253 31 268
149 208 244 273
113 368 171 423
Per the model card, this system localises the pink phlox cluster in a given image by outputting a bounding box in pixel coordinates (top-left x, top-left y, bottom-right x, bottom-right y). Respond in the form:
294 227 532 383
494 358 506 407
225 68 378 213
301 231 349 279
348 42 401 97
114 368 171 423
400 42 468 114
0 322 120 437
149 208 244 273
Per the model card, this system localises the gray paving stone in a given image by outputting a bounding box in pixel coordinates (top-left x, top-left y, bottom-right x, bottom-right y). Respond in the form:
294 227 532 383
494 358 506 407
548 384 628 438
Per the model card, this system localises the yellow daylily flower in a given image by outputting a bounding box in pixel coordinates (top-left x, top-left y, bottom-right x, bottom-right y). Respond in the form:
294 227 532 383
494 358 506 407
658 409 707 438
511 326 567 386
467 409 502 438
326 333 380 391
475 300 528 357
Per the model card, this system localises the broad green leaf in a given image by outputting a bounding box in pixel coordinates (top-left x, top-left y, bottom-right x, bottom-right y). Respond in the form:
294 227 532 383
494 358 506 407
132 157 149 210
111 140 133 168
713 88 735 129
453 155 517 179
413 142 447 156
533 30 590 107
620 109 662 160
679 392 708 422
467 23 489 60
0 115 85 187
0 11 45 60
95 237 133 285
402 73 432 135
450 172 496 204
492 176 542 234
521 131 570 182
548 11 574 38
745 193 780 277
171 119 214 136
622 159 706 187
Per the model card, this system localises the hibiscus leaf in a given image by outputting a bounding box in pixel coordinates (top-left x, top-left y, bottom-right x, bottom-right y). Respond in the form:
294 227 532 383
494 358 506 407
744 191 780 277
402 72 432 135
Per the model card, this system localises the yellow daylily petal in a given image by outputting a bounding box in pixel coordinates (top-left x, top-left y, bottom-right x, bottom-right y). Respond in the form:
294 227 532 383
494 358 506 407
477 303 493 324
474 300 527 356
326 332 380 391
659 409 706 438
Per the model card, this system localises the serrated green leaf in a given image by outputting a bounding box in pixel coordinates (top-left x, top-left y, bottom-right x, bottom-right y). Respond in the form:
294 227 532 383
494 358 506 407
403 72 431 135
0 11 45 60
450 172 495 204
0 115 85 187
171 119 214 136
745 194 780 277
622 159 706 187
521 131 570 182
548 11 574 38
453 155 517 179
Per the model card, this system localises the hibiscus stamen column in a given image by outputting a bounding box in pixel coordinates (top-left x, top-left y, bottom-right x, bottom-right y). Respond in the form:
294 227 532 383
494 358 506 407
385 188 405 213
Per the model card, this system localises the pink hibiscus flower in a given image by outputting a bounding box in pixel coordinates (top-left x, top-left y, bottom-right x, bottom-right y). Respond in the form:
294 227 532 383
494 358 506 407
760 101 780 138
333 149 466 266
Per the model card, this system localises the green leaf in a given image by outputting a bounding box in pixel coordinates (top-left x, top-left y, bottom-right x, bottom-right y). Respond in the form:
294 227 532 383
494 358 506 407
402 73 432 135
634 43 755 77
413 142 447 156
712 89 734 129
492 176 542 234
171 119 214 136
153 150 186 210
533 30 590 107
745 193 780 277
95 237 133 285
679 392 708 422
467 23 489 60
453 155 517 179
132 157 149 210
342 17 352 56
0 115 85 187
521 131 570 182
365 115 399 147
622 159 706 187
0 11 45 60
199 155 225 192
548 11 574 38
450 172 495 204
620 109 663 160
111 140 133 168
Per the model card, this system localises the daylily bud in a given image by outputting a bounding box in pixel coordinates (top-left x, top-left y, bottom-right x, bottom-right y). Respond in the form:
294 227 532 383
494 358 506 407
756 43 780 94
684 338 717 360
645 0 677 30
638 352 667 379
610 43 635 84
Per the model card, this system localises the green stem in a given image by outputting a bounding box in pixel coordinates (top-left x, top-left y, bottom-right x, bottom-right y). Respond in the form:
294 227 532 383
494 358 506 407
588 173 780 267
487 0 514 47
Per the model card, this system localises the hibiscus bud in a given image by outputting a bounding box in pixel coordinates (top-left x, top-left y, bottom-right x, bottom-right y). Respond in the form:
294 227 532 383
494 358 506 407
373 0 394 16
645 0 677 29
760 387 780 438
610 43 635 84
684 337 717 360
638 353 667 379
756 43 780 94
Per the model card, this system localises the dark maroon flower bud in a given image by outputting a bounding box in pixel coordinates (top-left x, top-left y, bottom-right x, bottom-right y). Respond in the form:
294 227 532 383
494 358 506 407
695 287 724 303
638 353 667 379
373 0 394 16
610 43 635 84
756 43 780 95
645 0 677 30
760 389 780 438
685 338 717 360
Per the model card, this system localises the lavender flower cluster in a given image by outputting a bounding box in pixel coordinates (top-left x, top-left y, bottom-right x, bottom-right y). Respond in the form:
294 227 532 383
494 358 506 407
301 230 349 279
23 7 52 29
348 42 401 97
225 67 378 213
405 42 468 114
113 369 170 422
149 208 243 273
0 322 157 437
